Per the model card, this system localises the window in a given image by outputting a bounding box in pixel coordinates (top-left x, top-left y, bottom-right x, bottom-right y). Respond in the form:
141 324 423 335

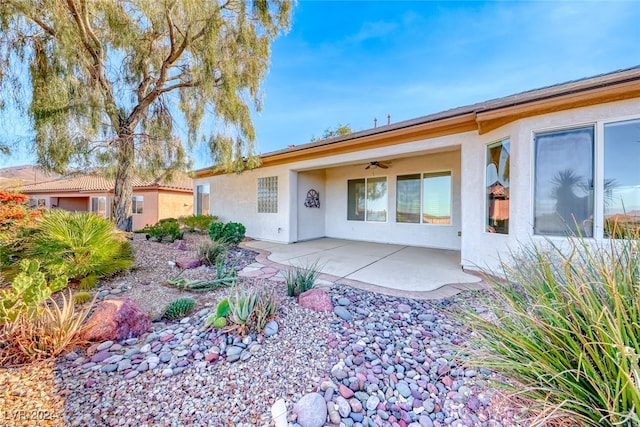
90 196 107 217
257 176 278 213
604 119 640 237
422 172 451 224
396 172 451 224
396 174 421 223
534 126 594 236
348 177 387 222
486 139 510 234
132 196 144 214
196 184 210 215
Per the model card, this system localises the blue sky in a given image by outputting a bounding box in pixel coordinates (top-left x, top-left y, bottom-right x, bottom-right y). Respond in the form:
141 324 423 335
2 0 640 169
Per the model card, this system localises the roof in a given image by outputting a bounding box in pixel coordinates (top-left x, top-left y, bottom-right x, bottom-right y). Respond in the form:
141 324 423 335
21 173 193 194
195 65 640 178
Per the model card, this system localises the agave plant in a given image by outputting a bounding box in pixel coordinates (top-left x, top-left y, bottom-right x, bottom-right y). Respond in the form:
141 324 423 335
26 210 134 288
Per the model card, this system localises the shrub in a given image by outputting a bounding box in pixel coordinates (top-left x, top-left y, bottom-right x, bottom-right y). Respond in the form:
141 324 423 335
208 221 246 246
285 260 322 297
72 291 93 305
141 218 183 243
458 234 640 426
197 240 229 266
0 190 40 232
0 259 67 324
0 290 92 365
180 214 218 232
162 298 195 320
26 210 134 289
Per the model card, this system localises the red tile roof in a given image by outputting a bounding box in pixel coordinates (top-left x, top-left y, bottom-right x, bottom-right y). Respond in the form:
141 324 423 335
21 173 192 193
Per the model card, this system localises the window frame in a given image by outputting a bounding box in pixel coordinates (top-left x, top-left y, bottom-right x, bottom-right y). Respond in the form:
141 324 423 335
196 184 210 216
257 176 278 213
485 138 510 235
90 196 107 217
395 171 453 226
531 114 640 240
132 195 144 215
347 176 388 222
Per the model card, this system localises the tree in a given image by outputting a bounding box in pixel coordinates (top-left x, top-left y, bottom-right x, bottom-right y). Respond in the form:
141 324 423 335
0 0 292 231
310 123 352 142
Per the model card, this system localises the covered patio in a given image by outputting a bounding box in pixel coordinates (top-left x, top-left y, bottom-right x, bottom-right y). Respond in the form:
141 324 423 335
243 238 487 299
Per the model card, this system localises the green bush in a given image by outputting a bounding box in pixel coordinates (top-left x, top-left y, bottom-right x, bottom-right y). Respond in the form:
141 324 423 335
26 210 134 289
0 259 67 324
458 234 640 426
167 258 237 292
141 218 183 243
208 221 246 245
163 298 195 320
285 260 322 297
180 214 218 232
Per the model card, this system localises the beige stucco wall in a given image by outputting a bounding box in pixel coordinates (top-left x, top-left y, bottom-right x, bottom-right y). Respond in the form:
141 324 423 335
158 191 193 220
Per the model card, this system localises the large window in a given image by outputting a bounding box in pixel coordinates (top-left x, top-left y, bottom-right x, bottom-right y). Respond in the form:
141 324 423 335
486 139 510 234
196 184 210 215
534 126 594 236
604 119 640 237
257 176 278 213
395 172 451 224
90 196 107 217
347 177 387 222
132 195 144 214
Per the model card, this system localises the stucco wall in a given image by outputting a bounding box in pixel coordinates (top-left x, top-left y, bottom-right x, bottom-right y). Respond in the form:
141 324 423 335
195 167 292 242
323 150 462 249
157 192 192 220
460 98 640 272
296 170 326 241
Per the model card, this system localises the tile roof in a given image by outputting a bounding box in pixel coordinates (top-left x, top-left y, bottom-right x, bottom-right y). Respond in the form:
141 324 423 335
21 173 192 193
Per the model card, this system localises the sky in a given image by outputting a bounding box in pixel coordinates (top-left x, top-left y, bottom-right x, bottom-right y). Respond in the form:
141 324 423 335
2 0 640 169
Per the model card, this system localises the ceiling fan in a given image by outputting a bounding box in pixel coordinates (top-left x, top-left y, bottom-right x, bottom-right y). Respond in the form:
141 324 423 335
365 161 390 170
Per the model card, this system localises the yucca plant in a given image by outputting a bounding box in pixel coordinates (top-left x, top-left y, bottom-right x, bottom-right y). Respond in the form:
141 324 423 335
458 232 640 426
285 260 322 297
26 210 134 288
225 285 279 335
0 290 92 365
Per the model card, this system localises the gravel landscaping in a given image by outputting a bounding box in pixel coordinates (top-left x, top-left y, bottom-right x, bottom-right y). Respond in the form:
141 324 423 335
0 234 526 427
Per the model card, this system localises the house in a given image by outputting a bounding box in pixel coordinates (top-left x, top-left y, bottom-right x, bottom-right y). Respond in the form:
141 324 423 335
193 66 640 271
21 174 193 230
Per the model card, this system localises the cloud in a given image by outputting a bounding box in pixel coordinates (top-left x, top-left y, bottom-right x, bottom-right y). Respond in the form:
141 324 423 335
345 20 399 44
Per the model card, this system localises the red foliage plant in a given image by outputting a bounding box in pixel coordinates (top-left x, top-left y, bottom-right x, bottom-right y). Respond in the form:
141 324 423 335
0 190 39 231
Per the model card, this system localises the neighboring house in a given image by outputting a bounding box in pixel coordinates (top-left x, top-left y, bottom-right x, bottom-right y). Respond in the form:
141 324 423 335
194 66 640 271
21 174 193 230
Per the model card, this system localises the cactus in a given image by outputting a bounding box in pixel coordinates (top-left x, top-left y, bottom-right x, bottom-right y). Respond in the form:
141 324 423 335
213 317 227 328
72 291 93 305
162 298 195 320
216 299 230 318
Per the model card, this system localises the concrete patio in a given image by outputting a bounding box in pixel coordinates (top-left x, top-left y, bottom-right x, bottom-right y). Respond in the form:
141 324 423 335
243 238 487 299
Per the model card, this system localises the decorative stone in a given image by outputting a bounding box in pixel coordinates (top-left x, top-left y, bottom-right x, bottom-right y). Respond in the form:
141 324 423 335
81 298 151 342
298 289 334 312
175 257 201 269
334 306 352 322
293 393 327 427
171 240 188 251
264 320 279 337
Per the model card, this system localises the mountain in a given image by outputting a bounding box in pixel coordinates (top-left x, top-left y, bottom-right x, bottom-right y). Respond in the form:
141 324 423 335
0 165 61 190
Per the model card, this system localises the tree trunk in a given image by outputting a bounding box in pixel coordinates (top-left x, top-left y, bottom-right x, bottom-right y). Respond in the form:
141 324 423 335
112 133 134 231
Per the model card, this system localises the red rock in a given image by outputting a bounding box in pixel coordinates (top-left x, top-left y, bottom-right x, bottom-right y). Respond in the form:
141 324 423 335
160 334 175 342
81 298 151 342
442 375 453 387
298 289 334 312
176 257 201 269
339 384 354 399
205 353 219 362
